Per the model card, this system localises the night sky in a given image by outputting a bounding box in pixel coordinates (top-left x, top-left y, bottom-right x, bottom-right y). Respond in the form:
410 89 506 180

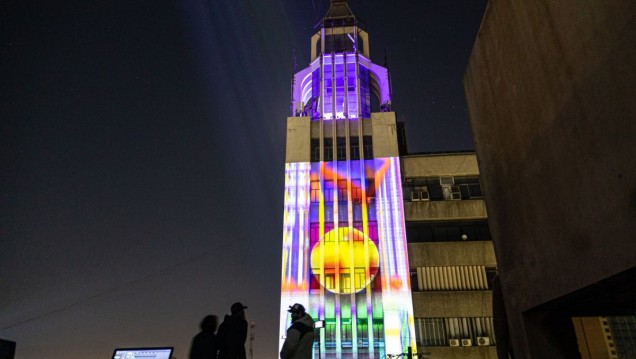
1 0 487 358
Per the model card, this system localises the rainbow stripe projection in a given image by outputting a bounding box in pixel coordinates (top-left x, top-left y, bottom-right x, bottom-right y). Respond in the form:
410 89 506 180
280 157 416 358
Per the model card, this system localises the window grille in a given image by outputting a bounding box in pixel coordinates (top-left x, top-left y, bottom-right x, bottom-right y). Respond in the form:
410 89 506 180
412 265 492 291
415 317 496 347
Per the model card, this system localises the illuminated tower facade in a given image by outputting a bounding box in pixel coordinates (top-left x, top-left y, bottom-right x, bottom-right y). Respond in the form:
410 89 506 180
279 1 416 358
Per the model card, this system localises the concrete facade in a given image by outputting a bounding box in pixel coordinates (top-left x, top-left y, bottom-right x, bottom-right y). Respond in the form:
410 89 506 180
464 0 636 358
404 153 498 359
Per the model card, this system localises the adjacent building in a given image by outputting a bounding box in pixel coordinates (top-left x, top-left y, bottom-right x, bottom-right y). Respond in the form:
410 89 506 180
464 0 636 358
402 152 498 359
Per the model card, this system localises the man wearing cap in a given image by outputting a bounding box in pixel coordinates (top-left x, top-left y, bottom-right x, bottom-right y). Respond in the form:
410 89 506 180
217 302 248 359
280 303 315 359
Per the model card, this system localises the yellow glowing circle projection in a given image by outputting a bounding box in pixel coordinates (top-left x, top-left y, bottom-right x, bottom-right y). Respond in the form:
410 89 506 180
310 227 380 294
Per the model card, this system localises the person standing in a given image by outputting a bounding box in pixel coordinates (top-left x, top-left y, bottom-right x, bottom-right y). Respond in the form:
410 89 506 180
189 315 219 359
217 302 248 359
280 303 315 359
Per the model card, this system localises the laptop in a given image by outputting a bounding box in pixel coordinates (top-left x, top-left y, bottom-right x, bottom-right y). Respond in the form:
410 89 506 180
111 347 173 359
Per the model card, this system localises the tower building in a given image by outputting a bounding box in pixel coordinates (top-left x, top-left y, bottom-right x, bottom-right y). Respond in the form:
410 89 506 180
279 1 417 358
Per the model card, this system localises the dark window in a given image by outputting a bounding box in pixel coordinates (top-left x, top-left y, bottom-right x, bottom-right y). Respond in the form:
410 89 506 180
363 136 373 159
324 34 355 53
426 178 444 200
311 139 320 162
337 137 347 160
485 268 498 290
455 176 483 199
324 138 333 161
410 268 419 291
350 136 360 160
405 176 483 201
406 221 491 243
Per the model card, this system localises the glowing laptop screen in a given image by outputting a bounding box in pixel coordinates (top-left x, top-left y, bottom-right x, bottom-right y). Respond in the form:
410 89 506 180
111 347 173 359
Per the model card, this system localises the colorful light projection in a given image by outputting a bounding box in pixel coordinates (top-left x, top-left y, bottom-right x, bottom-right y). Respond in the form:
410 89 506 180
290 55 391 121
280 157 416 358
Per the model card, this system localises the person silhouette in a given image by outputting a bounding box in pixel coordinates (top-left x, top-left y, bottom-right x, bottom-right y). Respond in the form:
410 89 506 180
189 315 219 359
217 302 248 359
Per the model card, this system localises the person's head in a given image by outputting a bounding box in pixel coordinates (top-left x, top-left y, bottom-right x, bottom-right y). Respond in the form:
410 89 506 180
200 315 218 332
287 303 306 322
231 302 248 318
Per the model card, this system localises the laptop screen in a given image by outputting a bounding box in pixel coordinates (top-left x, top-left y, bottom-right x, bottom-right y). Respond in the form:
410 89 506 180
111 347 173 359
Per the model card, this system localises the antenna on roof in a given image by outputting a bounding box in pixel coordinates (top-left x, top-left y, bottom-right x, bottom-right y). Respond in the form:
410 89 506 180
384 47 393 100
290 48 298 116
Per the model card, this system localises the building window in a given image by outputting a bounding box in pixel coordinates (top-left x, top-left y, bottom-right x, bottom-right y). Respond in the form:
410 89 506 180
311 139 320 162
404 176 483 201
337 137 347 160
354 268 366 290
324 34 355 54
337 179 348 202
455 176 483 198
325 274 335 289
357 322 368 347
351 179 362 203
372 321 383 345
608 316 636 358
360 66 371 118
310 180 321 202
368 221 378 241
324 138 333 161
350 136 360 160
340 273 351 291
415 317 496 347
342 323 353 346
338 204 348 224
411 265 496 291
311 69 321 119
325 323 336 346
322 180 335 202
363 136 373 159
410 186 430 201
406 221 491 243
366 178 376 198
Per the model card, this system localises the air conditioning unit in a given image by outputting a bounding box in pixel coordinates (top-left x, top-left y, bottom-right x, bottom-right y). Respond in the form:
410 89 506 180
477 337 490 346
461 339 472 347
448 339 460 347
